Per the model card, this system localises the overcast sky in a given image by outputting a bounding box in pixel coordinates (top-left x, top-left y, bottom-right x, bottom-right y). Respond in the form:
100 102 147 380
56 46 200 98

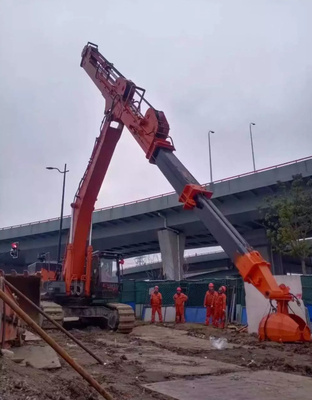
0 0 311 228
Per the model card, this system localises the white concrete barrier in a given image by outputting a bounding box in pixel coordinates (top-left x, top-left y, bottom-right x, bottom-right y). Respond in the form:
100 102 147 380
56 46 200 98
142 306 176 322
244 275 306 334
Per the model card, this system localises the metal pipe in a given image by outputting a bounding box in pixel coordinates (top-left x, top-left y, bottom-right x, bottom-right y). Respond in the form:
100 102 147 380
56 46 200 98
0 288 114 400
3 279 104 365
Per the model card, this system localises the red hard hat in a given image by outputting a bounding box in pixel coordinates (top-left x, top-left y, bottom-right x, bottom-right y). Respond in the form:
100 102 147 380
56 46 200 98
222 286 226 292
154 286 159 290
208 283 214 288
177 287 182 291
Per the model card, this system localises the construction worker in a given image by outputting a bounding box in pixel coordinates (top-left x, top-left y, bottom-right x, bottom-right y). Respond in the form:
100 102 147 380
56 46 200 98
204 282 217 326
173 287 188 323
214 286 227 328
150 286 163 323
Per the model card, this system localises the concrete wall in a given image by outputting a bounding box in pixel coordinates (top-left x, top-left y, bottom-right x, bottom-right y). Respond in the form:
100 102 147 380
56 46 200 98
244 275 306 334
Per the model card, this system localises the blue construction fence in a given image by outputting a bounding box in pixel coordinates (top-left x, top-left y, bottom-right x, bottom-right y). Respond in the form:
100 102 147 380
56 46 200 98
120 276 312 325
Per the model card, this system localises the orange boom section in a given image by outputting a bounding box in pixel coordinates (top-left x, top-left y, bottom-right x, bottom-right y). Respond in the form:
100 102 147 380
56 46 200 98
62 42 310 342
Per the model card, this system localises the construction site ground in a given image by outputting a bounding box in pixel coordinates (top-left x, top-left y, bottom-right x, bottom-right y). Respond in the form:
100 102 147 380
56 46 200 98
1 322 312 400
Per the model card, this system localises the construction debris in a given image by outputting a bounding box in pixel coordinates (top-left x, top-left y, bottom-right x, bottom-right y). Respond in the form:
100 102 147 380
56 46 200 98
0 287 115 400
1 323 312 400
4 277 105 365
11 345 61 369
209 336 228 350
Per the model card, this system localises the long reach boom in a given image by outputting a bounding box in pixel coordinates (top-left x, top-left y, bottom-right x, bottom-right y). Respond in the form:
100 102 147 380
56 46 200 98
63 42 310 342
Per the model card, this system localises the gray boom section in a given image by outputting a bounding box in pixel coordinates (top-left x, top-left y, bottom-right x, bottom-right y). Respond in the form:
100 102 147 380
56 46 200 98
155 149 251 262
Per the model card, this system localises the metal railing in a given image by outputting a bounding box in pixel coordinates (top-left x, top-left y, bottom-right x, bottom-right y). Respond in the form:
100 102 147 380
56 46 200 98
124 249 225 269
1 155 311 231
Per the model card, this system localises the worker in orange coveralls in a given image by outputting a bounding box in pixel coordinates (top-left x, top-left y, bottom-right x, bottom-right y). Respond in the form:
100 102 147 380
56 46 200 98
214 286 227 328
150 286 163 323
204 283 217 326
173 287 188 323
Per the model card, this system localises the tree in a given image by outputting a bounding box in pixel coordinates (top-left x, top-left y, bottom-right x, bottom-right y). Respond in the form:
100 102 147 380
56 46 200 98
263 174 312 274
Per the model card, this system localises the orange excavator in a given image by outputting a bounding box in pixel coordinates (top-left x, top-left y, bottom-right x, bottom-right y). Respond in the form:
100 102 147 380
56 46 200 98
43 42 309 342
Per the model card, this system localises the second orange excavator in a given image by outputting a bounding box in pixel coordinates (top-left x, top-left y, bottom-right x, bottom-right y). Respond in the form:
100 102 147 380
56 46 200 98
41 42 310 342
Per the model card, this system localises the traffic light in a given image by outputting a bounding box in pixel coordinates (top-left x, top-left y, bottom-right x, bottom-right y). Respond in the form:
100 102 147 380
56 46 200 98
10 242 19 259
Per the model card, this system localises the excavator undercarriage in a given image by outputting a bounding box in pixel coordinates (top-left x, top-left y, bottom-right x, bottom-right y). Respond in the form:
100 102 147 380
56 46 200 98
30 252 135 333
39 300 134 333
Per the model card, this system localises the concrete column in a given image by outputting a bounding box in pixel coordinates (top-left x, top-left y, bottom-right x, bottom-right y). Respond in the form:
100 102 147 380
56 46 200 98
157 229 185 281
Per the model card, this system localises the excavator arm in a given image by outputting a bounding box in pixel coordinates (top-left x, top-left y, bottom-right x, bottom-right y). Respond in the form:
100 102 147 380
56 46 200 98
72 42 310 342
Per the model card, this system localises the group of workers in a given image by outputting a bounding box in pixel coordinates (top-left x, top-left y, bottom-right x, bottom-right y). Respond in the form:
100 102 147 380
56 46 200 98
150 283 227 328
203 283 226 328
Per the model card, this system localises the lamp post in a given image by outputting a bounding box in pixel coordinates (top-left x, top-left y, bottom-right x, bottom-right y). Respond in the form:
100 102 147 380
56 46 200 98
208 130 215 183
249 123 256 171
46 164 69 264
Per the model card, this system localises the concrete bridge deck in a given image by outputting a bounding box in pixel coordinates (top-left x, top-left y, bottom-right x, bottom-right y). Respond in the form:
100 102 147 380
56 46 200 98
0 156 311 266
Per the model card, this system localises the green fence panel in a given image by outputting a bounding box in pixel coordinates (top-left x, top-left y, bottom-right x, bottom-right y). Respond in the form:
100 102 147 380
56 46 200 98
133 280 186 305
184 282 207 306
135 281 151 304
120 280 136 303
121 277 248 308
121 275 312 312
301 276 312 304
134 280 177 305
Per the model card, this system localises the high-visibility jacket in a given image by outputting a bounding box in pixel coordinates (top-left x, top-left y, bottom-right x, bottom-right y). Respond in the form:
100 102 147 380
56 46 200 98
173 293 188 306
215 293 226 311
150 292 162 306
204 290 217 307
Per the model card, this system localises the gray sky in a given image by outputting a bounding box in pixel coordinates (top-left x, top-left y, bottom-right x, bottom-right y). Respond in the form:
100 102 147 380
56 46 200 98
1 0 311 228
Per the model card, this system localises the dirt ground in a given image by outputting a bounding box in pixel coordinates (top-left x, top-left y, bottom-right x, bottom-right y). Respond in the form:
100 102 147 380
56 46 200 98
1 322 312 400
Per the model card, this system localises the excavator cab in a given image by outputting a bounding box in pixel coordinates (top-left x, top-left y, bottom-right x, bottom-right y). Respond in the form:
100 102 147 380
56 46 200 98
28 261 61 289
90 251 123 301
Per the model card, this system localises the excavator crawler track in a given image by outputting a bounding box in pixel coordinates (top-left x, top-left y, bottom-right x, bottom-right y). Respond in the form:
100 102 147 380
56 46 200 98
106 303 135 334
40 301 64 329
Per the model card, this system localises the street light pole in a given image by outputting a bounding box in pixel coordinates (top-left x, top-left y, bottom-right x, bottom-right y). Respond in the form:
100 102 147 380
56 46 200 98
208 130 215 183
46 164 69 264
249 123 256 171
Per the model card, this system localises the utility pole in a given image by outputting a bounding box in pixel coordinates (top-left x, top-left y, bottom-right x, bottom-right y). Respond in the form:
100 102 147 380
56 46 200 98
46 164 69 263
249 123 256 171
208 130 215 182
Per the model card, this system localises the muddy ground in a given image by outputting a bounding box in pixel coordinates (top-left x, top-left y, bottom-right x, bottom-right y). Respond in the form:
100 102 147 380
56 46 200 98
1 322 312 400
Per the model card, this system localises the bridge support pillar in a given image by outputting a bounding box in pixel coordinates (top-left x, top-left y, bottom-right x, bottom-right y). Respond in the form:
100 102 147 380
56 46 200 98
255 244 284 275
157 229 185 280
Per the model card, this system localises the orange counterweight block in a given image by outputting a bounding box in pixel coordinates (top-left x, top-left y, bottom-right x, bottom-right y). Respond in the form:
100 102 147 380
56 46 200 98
236 251 311 343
